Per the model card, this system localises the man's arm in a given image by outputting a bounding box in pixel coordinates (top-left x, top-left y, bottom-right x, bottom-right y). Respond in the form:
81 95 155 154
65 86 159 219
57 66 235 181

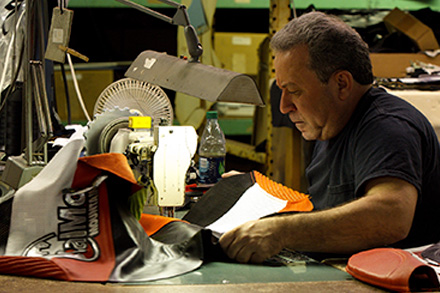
219 176 418 263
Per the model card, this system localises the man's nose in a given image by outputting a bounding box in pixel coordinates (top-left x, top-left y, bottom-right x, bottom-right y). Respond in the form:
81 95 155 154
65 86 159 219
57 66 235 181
279 91 295 114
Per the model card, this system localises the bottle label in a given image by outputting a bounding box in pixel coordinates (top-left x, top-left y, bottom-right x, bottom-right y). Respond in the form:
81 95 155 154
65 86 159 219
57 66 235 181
198 156 225 184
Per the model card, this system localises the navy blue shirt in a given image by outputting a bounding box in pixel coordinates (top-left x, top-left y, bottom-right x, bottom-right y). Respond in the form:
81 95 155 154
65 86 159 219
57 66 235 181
306 87 440 248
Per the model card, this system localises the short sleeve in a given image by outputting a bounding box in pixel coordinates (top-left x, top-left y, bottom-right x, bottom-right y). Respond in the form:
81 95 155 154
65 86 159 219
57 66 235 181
353 114 423 196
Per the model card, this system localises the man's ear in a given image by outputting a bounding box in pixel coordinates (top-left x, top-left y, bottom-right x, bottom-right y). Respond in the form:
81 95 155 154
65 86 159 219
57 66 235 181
334 70 353 101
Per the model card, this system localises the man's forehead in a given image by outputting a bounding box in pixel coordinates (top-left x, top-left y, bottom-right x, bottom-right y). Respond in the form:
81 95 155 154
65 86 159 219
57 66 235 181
274 47 310 72
274 49 309 87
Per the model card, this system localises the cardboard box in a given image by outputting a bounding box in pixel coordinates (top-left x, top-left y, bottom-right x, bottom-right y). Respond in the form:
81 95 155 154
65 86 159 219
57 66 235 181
214 32 269 75
54 69 114 122
387 89 440 141
370 53 440 78
383 8 439 51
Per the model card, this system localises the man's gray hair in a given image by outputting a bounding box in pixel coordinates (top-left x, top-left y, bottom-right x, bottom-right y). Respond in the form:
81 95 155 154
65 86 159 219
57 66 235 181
270 11 373 85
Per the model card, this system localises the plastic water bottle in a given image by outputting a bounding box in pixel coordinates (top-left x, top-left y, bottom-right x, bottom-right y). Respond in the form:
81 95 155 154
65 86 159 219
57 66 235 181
198 111 226 184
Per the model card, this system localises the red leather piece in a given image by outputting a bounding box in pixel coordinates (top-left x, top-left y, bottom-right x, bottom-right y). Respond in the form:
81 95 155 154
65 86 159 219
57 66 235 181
346 248 439 292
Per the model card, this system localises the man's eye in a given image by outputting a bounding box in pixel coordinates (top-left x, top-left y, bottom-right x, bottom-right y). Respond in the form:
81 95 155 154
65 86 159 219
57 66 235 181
288 90 301 96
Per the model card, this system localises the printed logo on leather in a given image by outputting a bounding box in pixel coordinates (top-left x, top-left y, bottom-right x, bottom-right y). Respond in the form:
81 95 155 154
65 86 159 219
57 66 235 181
22 183 101 262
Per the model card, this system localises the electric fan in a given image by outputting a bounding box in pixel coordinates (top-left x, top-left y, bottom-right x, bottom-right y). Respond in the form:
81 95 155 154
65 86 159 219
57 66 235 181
85 78 174 155
93 77 173 126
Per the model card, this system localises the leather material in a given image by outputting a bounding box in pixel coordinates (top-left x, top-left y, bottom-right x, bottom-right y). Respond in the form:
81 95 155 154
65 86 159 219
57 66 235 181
0 150 204 282
183 171 313 231
346 248 439 292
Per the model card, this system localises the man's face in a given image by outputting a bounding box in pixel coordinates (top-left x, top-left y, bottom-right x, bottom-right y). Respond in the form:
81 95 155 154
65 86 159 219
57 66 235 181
274 46 339 141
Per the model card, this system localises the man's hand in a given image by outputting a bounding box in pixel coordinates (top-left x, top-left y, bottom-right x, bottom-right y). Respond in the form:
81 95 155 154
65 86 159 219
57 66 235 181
219 218 285 263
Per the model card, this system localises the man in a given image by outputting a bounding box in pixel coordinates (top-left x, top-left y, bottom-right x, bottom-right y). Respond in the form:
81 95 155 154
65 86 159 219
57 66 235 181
219 11 440 264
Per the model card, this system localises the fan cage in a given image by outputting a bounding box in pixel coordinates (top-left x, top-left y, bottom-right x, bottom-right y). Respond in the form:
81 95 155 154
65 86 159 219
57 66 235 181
94 78 173 126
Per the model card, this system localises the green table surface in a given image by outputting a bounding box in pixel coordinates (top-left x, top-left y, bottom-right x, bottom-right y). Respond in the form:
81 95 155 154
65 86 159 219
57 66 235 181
146 260 352 285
